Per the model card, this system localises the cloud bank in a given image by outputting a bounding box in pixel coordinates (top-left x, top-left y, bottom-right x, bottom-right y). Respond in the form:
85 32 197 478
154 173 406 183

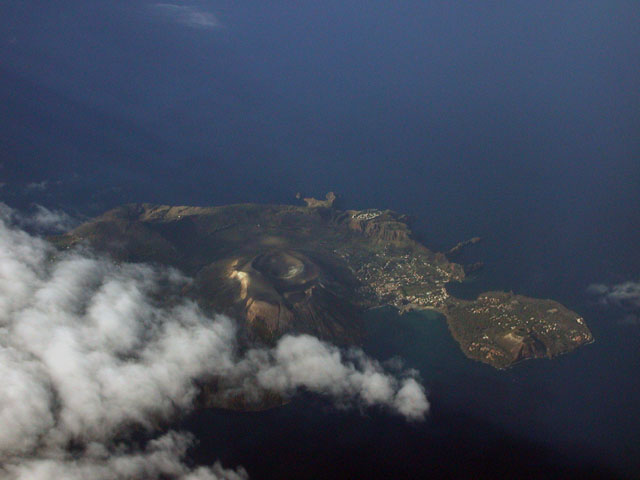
0 204 428 479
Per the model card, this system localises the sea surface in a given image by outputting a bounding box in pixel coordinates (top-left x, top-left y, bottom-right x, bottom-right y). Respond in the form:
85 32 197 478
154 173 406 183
5 174 639 478
163 181 640 479
182 296 640 479
2 3 638 475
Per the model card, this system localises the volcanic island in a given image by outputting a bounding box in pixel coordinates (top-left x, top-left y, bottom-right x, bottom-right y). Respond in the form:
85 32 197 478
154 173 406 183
52 193 593 371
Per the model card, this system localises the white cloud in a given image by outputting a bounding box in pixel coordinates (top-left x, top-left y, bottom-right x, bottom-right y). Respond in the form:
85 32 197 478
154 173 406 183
214 335 429 421
0 203 428 478
154 3 221 29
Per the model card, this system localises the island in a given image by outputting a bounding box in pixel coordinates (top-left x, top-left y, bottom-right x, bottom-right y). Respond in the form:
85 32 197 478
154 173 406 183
51 193 593 370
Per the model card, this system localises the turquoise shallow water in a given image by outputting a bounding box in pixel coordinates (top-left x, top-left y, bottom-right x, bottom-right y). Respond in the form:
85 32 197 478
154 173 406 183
362 308 553 435
363 307 473 376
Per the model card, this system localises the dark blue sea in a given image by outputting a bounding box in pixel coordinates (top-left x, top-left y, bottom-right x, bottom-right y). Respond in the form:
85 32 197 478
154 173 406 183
1 1 639 478
177 228 640 479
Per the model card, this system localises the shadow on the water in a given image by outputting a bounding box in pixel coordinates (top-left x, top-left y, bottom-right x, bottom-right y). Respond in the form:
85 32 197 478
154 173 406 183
181 394 624 480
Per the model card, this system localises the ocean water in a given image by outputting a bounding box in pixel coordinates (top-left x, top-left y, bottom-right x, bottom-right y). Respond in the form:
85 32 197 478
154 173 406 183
172 184 639 479
182 299 640 479
363 307 640 476
3 139 638 478
2 2 638 477
4 156 638 478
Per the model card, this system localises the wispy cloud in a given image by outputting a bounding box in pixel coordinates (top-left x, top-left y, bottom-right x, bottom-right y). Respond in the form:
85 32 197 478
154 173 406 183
7 432 248 480
25 180 49 192
154 3 222 29
587 280 640 327
24 180 63 194
2 204 78 233
0 204 428 479
587 281 640 310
